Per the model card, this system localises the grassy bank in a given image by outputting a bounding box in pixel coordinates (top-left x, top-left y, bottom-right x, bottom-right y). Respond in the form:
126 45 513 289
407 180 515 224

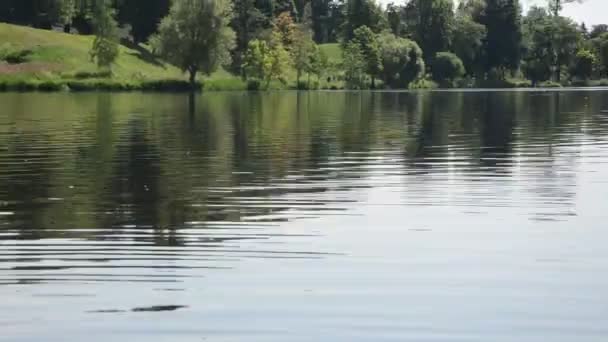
0 23 345 92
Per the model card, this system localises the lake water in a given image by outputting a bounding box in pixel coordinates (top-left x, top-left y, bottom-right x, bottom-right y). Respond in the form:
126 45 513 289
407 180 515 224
1 90 608 342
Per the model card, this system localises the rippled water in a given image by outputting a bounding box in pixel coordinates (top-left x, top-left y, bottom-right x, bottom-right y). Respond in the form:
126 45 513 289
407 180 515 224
1 91 608 341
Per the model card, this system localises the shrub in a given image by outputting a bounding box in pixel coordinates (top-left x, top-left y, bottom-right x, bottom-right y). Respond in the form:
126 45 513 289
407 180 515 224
247 79 262 91
431 52 465 87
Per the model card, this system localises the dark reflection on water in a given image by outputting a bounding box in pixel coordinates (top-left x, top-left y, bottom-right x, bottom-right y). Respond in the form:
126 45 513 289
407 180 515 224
1 91 608 341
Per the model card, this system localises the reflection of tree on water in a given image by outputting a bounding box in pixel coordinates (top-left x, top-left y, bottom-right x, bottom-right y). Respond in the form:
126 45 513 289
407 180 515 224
1 91 606 245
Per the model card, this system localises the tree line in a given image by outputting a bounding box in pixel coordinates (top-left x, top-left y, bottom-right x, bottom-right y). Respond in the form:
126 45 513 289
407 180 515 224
2 0 607 88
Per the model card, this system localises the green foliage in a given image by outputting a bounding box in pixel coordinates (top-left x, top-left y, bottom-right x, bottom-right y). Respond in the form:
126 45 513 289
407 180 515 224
89 0 119 69
242 38 291 87
342 41 366 89
352 26 381 86
571 48 596 80
522 8 582 82
405 0 454 62
482 0 523 73
151 0 236 84
115 0 170 43
341 0 386 41
452 12 486 76
431 52 465 87
291 26 318 83
377 31 425 88
591 32 608 77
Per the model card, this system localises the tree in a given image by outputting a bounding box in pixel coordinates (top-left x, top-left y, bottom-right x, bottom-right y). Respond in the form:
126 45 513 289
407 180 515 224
522 7 554 84
551 16 582 82
292 26 316 85
352 26 381 87
377 31 425 88
481 0 523 74
342 41 366 88
431 52 465 86
590 24 608 39
89 0 119 70
571 48 596 79
452 12 486 76
115 0 170 43
52 0 77 32
274 12 297 48
230 0 268 73
151 0 236 86
308 45 329 83
341 0 385 41
404 0 454 62
591 32 608 77
386 3 405 37
242 35 291 87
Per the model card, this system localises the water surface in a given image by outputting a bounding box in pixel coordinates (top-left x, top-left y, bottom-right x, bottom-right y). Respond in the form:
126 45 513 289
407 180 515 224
1 91 608 341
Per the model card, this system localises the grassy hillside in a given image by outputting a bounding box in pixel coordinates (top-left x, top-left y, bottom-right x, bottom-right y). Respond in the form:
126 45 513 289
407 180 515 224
0 23 344 91
319 43 342 64
0 23 185 82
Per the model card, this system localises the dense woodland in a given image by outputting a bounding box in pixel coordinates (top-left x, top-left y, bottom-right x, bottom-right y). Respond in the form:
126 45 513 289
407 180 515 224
2 0 608 89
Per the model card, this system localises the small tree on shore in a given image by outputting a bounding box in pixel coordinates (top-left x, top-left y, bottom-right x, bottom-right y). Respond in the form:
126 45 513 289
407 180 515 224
151 0 236 86
89 0 119 70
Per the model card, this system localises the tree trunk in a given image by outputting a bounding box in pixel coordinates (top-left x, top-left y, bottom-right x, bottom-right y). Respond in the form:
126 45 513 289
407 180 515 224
371 76 376 89
63 24 71 33
189 68 198 89
308 73 311 89
297 69 301 88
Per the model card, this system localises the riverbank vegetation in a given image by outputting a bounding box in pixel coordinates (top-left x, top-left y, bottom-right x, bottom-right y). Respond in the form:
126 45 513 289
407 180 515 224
1 0 607 91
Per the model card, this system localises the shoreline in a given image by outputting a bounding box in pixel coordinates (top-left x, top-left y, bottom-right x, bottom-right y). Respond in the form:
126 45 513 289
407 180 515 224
1 78 607 93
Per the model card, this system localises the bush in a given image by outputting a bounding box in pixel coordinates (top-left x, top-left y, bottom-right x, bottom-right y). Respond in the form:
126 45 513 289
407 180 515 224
538 81 562 88
37 80 68 91
431 52 465 87
408 78 438 90
296 80 320 90
70 70 113 79
0 44 32 64
247 79 262 91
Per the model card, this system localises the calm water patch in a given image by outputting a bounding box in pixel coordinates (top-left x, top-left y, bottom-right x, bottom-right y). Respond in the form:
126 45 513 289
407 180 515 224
1 91 608 341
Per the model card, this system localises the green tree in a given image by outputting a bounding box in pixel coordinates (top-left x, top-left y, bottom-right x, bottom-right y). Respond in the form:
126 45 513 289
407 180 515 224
571 48 596 79
405 0 454 62
230 0 268 73
89 0 119 70
115 0 170 43
590 24 608 39
352 26 381 87
151 0 236 86
590 32 608 77
452 12 486 75
481 0 523 74
292 26 316 85
341 0 385 41
551 16 582 82
242 36 291 87
274 11 297 48
522 7 554 84
431 52 465 86
308 45 329 83
342 41 366 88
377 31 425 88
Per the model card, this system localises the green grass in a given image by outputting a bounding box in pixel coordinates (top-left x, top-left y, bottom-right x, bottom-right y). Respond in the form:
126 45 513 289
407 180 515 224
0 22 183 82
319 43 342 64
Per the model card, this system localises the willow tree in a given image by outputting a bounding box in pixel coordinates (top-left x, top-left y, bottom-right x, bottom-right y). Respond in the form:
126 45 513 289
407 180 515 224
151 0 236 85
